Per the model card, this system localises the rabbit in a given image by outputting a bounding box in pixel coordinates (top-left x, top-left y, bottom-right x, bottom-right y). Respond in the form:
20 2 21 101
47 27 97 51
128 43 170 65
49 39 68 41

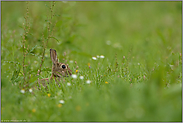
37 49 72 88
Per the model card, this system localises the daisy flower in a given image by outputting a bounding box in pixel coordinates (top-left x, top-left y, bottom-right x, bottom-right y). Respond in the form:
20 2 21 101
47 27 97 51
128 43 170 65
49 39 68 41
86 80 91 84
67 82 71 86
72 74 77 79
59 100 65 104
80 76 84 80
100 55 105 58
29 88 33 93
69 60 73 63
92 57 97 60
20 89 25 94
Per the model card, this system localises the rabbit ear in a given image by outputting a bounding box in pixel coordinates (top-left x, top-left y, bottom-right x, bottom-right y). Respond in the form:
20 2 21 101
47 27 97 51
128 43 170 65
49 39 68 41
50 49 58 64
67 64 72 76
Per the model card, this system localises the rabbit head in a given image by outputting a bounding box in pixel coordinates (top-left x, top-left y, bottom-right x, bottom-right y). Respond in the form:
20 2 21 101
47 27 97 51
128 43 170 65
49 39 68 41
33 49 72 90
50 49 72 79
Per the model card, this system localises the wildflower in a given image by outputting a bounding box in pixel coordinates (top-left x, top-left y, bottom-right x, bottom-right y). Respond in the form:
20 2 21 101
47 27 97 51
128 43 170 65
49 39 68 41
67 82 71 86
100 55 105 58
87 63 90 67
20 89 25 94
92 57 97 60
86 102 89 106
45 53 48 57
72 74 77 79
123 56 125 59
57 104 62 108
47 94 51 97
64 52 66 56
76 105 81 111
29 88 32 93
59 100 65 104
80 76 84 80
32 108 36 113
105 81 109 84
143 75 146 80
69 60 73 63
76 70 79 73
97 55 99 58
106 40 111 45
86 80 91 84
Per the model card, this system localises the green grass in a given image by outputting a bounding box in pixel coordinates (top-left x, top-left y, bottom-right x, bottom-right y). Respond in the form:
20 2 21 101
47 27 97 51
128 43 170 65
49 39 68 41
1 1 182 122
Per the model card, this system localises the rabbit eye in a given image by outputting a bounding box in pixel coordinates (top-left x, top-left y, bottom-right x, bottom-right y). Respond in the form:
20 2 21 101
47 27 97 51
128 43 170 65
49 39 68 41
61 64 66 69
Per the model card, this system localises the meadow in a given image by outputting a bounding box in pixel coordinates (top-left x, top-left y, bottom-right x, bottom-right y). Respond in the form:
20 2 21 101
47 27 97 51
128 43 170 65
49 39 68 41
1 1 182 122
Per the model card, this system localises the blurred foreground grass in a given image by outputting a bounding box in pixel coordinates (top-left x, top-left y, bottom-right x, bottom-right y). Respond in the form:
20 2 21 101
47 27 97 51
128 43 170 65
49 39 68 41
1 1 182 122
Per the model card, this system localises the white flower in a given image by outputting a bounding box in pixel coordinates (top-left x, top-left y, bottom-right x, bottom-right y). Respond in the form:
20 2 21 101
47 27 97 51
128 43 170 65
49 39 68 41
59 100 65 104
92 57 97 60
106 40 111 45
34 61 38 63
67 82 71 86
20 89 25 94
96 55 99 58
29 88 32 93
45 53 48 57
72 74 77 79
86 80 91 84
69 60 73 63
100 55 105 58
80 76 84 80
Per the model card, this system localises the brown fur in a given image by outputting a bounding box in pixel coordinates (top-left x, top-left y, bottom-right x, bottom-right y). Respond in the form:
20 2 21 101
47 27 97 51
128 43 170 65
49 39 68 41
37 49 72 88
